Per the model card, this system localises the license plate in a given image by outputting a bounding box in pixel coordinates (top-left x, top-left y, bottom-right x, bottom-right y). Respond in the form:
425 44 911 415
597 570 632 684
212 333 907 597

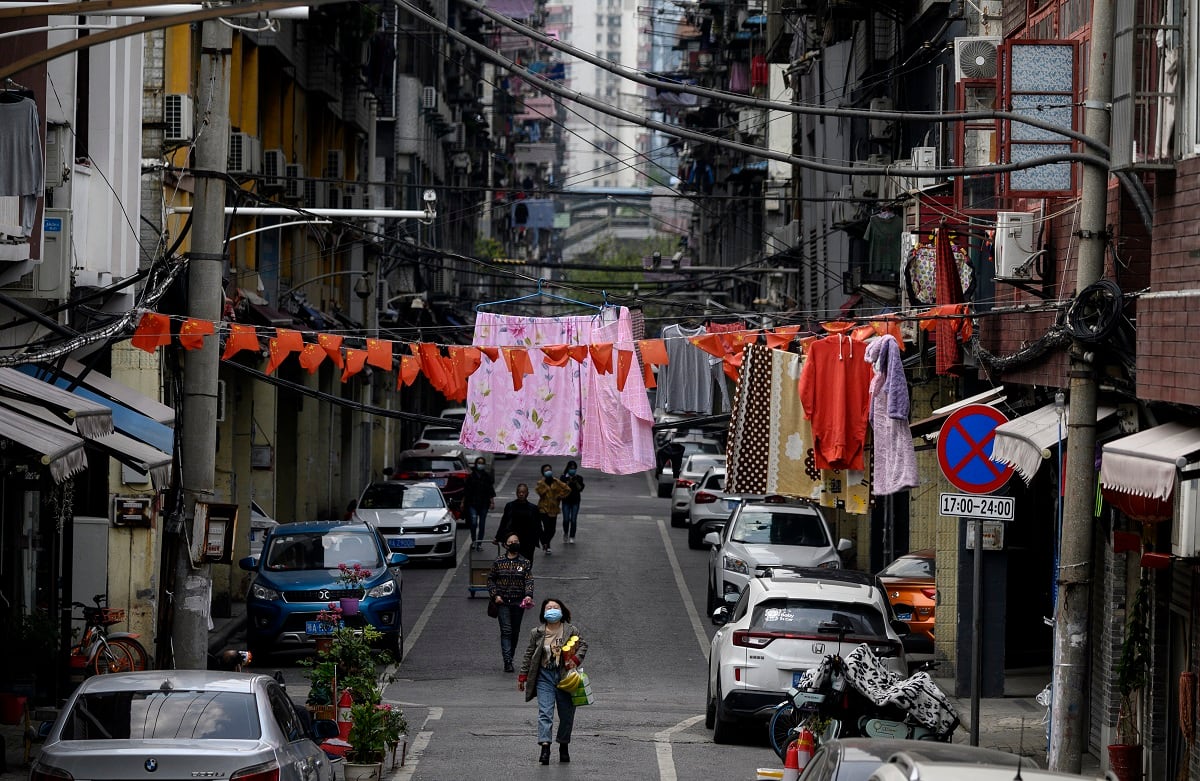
435 478 447 487
306 621 335 636
792 671 807 687
388 537 416 549
725 499 738 511
896 612 913 621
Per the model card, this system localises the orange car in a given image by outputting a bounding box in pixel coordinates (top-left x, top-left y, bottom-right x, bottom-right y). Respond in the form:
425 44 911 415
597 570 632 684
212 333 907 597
877 549 936 654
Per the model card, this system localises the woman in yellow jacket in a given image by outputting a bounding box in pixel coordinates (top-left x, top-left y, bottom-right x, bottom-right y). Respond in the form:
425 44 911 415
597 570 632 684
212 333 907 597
534 465 572 555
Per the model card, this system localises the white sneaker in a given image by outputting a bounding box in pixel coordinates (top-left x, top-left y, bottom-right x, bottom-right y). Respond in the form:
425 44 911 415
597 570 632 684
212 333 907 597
568 538 575 544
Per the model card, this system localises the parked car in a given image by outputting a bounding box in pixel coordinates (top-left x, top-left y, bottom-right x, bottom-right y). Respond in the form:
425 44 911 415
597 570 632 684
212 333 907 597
797 739 1037 781
705 496 853 611
391 450 472 516
670 453 727 527
412 423 492 466
656 433 723 497
241 520 406 660
355 480 458 567
868 754 1103 781
686 466 734 549
706 569 909 743
877 549 936 655
31 670 341 781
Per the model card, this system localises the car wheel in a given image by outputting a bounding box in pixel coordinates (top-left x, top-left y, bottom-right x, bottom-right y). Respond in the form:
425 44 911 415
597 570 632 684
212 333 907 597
670 512 687 528
712 680 736 744
657 483 672 498
688 524 705 550
705 677 716 729
388 629 404 663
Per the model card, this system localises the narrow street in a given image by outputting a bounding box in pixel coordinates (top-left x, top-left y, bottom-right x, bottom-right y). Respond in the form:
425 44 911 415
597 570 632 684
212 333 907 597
260 456 766 779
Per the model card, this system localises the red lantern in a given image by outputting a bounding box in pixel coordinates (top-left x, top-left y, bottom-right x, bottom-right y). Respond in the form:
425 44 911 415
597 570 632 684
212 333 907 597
1101 487 1173 524
1140 552 1172 569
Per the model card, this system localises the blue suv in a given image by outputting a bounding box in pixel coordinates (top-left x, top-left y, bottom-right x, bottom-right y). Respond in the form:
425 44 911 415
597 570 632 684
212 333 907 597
240 520 407 660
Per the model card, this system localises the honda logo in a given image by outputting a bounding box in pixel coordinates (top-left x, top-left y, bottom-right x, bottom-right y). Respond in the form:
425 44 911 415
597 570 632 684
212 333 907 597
318 590 330 600
812 642 825 654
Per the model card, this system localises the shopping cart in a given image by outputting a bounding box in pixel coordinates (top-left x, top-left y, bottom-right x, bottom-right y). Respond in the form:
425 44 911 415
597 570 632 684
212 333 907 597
467 541 497 597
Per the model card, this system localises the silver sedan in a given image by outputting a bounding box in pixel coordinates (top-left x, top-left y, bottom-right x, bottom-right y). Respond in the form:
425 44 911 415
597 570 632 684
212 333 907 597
31 670 339 781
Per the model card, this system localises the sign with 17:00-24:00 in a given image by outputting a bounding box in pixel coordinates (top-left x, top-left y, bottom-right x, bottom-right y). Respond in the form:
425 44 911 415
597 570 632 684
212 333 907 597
939 493 1015 520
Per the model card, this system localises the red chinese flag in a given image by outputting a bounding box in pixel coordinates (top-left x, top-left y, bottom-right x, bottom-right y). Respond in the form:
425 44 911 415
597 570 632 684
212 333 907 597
502 347 534 392
222 324 260 361
178 318 214 351
418 343 449 393
689 333 726 358
643 362 657 389
452 346 483 379
765 326 800 350
541 344 571 367
479 346 499 362
318 333 344 368
398 354 421 387
340 349 367 382
276 328 304 353
589 343 613 374
298 343 326 374
131 312 172 353
568 345 589 364
637 338 668 366
366 338 393 370
265 338 286 375
616 349 634 391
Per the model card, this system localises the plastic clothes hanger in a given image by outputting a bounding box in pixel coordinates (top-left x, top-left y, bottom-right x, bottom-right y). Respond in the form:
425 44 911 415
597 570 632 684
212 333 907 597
475 277 602 312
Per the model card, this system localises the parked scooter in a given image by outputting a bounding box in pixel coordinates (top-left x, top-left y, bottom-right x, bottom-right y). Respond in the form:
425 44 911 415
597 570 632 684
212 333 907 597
768 644 959 760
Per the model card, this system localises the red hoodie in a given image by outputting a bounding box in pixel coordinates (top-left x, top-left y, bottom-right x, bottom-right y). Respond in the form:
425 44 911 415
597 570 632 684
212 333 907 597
798 334 872 471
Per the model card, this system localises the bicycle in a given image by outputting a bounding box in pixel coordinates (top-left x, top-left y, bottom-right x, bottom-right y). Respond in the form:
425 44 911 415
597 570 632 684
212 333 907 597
70 594 151 675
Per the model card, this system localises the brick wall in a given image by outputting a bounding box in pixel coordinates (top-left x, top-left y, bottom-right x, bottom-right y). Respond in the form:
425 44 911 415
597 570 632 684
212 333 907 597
141 29 165 270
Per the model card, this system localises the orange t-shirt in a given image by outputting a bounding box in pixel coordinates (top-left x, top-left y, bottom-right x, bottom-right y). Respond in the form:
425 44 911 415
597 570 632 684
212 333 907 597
798 335 873 471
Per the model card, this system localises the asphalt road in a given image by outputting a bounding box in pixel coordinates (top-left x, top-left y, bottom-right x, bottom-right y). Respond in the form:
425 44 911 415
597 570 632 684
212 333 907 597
259 456 771 780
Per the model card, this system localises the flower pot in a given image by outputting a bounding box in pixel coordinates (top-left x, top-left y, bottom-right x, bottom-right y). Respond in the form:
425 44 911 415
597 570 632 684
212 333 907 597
1107 743 1143 781
314 636 334 654
340 597 361 616
343 762 382 781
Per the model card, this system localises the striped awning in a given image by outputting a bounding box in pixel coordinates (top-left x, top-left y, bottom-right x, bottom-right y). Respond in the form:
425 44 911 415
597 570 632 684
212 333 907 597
1100 422 1200 501
0 366 113 438
992 403 1117 484
0 404 87 483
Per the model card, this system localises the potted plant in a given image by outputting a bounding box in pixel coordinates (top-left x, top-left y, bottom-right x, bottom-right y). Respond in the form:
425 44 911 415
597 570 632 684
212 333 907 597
1108 578 1152 781
309 603 343 654
336 564 373 615
379 703 408 768
344 701 389 781
302 625 386 717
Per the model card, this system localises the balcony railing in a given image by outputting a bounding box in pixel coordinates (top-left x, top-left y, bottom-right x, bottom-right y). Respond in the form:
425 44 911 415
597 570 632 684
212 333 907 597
1111 0 1181 170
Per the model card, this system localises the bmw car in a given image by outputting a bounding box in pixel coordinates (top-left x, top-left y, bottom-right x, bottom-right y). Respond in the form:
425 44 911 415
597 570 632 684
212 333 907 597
30 670 340 781
355 480 458 567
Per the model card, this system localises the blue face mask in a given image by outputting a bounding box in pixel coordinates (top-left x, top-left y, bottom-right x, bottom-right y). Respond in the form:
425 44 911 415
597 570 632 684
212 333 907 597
543 470 553 479
567 468 576 476
543 608 563 623
475 463 485 470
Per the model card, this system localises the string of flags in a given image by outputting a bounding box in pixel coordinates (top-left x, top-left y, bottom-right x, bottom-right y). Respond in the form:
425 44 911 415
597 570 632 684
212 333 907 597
129 309 946 401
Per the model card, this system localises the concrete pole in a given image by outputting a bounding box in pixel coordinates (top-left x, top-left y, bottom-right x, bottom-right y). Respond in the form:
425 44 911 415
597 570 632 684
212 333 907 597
1048 0 1115 770
173 15 231 670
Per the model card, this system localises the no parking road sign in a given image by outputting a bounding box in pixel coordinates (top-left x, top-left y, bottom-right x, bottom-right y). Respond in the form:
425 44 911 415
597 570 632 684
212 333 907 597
936 404 1013 494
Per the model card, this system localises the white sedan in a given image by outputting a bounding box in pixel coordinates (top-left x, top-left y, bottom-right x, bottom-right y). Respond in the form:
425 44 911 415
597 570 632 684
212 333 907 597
670 453 727 527
356 480 458 567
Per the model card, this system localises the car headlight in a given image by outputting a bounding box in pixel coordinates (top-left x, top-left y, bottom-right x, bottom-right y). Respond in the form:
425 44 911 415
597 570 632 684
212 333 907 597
367 579 396 598
250 582 280 601
723 555 750 576
817 559 841 569
434 523 452 534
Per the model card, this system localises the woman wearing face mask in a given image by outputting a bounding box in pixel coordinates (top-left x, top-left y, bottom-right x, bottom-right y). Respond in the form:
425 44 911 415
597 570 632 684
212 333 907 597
486 533 535 672
559 461 585 544
534 464 572 556
518 597 588 764
462 456 496 551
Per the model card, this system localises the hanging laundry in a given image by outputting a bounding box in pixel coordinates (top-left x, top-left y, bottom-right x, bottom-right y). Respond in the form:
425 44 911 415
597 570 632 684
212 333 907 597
657 323 725 414
864 212 903 276
579 307 655 474
798 331 872 471
0 96 43 236
933 227 965 375
726 344 870 514
904 233 974 306
864 335 918 496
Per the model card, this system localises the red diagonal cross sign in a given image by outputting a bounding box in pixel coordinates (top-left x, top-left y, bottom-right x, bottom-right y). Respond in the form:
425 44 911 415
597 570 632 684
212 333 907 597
936 404 1013 494
947 420 1005 479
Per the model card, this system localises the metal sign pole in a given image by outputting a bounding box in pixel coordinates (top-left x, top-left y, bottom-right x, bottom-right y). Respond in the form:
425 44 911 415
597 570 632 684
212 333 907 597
971 521 982 746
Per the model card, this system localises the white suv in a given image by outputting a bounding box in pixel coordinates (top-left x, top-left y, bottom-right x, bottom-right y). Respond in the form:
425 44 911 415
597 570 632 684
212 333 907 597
706 569 909 743
704 496 852 611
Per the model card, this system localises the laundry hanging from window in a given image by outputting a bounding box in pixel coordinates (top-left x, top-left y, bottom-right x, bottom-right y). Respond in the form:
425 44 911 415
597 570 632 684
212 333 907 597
0 93 44 237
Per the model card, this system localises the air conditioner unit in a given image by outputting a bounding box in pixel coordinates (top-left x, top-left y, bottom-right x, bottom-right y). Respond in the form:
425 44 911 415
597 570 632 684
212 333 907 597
911 146 937 190
868 97 895 141
164 94 194 142
995 211 1037 278
451 124 466 147
325 150 344 180
228 132 261 174
890 159 915 194
263 149 286 188
831 185 857 226
284 164 304 200
953 36 1001 82
421 86 439 111
852 154 890 200
1 208 71 299
1173 475 1200 558
303 179 329 209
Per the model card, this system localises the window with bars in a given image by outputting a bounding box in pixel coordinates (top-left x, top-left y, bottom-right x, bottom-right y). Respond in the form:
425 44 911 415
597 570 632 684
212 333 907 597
1110 0 1182 169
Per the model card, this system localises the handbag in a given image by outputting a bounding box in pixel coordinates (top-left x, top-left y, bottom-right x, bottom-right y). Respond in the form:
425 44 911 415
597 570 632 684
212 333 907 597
570 672 595 706
487 600 499 618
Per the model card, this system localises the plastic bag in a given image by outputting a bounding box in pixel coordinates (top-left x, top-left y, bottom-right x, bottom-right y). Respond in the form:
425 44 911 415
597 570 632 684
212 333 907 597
570 672 594 706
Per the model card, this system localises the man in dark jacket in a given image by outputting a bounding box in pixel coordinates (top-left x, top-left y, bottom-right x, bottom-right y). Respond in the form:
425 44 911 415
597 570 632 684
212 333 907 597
494 483 541 561
462 456 496 551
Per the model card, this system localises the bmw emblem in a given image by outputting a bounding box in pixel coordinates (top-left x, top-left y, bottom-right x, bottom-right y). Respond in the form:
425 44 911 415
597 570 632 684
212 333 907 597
145 758 159 773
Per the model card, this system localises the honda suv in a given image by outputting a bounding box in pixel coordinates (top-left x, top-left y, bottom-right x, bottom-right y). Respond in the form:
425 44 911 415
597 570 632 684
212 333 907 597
706 569 909 743
241 520 407 660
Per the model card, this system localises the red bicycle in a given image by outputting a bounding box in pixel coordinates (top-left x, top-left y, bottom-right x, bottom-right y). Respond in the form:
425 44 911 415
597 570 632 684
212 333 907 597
69 594 151 675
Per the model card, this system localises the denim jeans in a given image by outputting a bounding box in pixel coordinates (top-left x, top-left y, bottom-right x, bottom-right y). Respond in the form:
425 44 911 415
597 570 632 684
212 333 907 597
465 504 488 543
561 502 580 538
536 664 576 744
496 604 525 664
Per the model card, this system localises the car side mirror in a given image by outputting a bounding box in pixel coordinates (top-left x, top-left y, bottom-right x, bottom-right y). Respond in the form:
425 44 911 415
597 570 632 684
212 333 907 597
238 555 258 571
388 552 409 566
711 606 729 626
310 719 340 741
703 532 721 546
891 619 911 637
837 538 854 553
383 466 394 477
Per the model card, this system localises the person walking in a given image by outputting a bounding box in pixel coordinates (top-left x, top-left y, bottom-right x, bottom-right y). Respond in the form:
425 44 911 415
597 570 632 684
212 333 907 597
494 484 541 562
559 461 585 544
518 598 588 764
535 465 572 556
463 456 496 551
487 532 535 672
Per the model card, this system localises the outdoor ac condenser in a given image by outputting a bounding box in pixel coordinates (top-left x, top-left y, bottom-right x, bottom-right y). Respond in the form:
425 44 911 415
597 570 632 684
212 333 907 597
994 211 1037 279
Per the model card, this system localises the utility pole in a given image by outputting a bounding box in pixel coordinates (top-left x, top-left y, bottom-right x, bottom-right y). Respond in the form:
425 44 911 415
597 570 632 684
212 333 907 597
1048 0 1115 771
173 14 231 670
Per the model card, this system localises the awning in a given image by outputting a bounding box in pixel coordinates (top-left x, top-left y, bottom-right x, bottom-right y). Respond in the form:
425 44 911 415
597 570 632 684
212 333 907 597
910 386 1007 440
1100 421 1200 500
0 396 172 489
992 403 1117 484
44 359 175 425
0 404 87 483
0 367 113 439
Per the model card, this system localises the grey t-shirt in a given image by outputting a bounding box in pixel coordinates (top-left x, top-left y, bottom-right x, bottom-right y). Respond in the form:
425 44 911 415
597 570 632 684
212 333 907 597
0 98 44 236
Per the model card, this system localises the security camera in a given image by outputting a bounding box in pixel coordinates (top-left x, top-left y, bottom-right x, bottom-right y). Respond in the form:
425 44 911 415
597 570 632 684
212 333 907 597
423 189 437 204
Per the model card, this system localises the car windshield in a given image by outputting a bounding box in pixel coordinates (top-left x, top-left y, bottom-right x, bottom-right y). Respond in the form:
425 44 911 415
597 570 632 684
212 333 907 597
879 555 935 579
685 455 725 474
359 483 445 510
750 598 887 637
730 509 829 546
60 690 261 740
421 427 460 442
680 440 721 456
397 457 463 472
264 530 383 571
